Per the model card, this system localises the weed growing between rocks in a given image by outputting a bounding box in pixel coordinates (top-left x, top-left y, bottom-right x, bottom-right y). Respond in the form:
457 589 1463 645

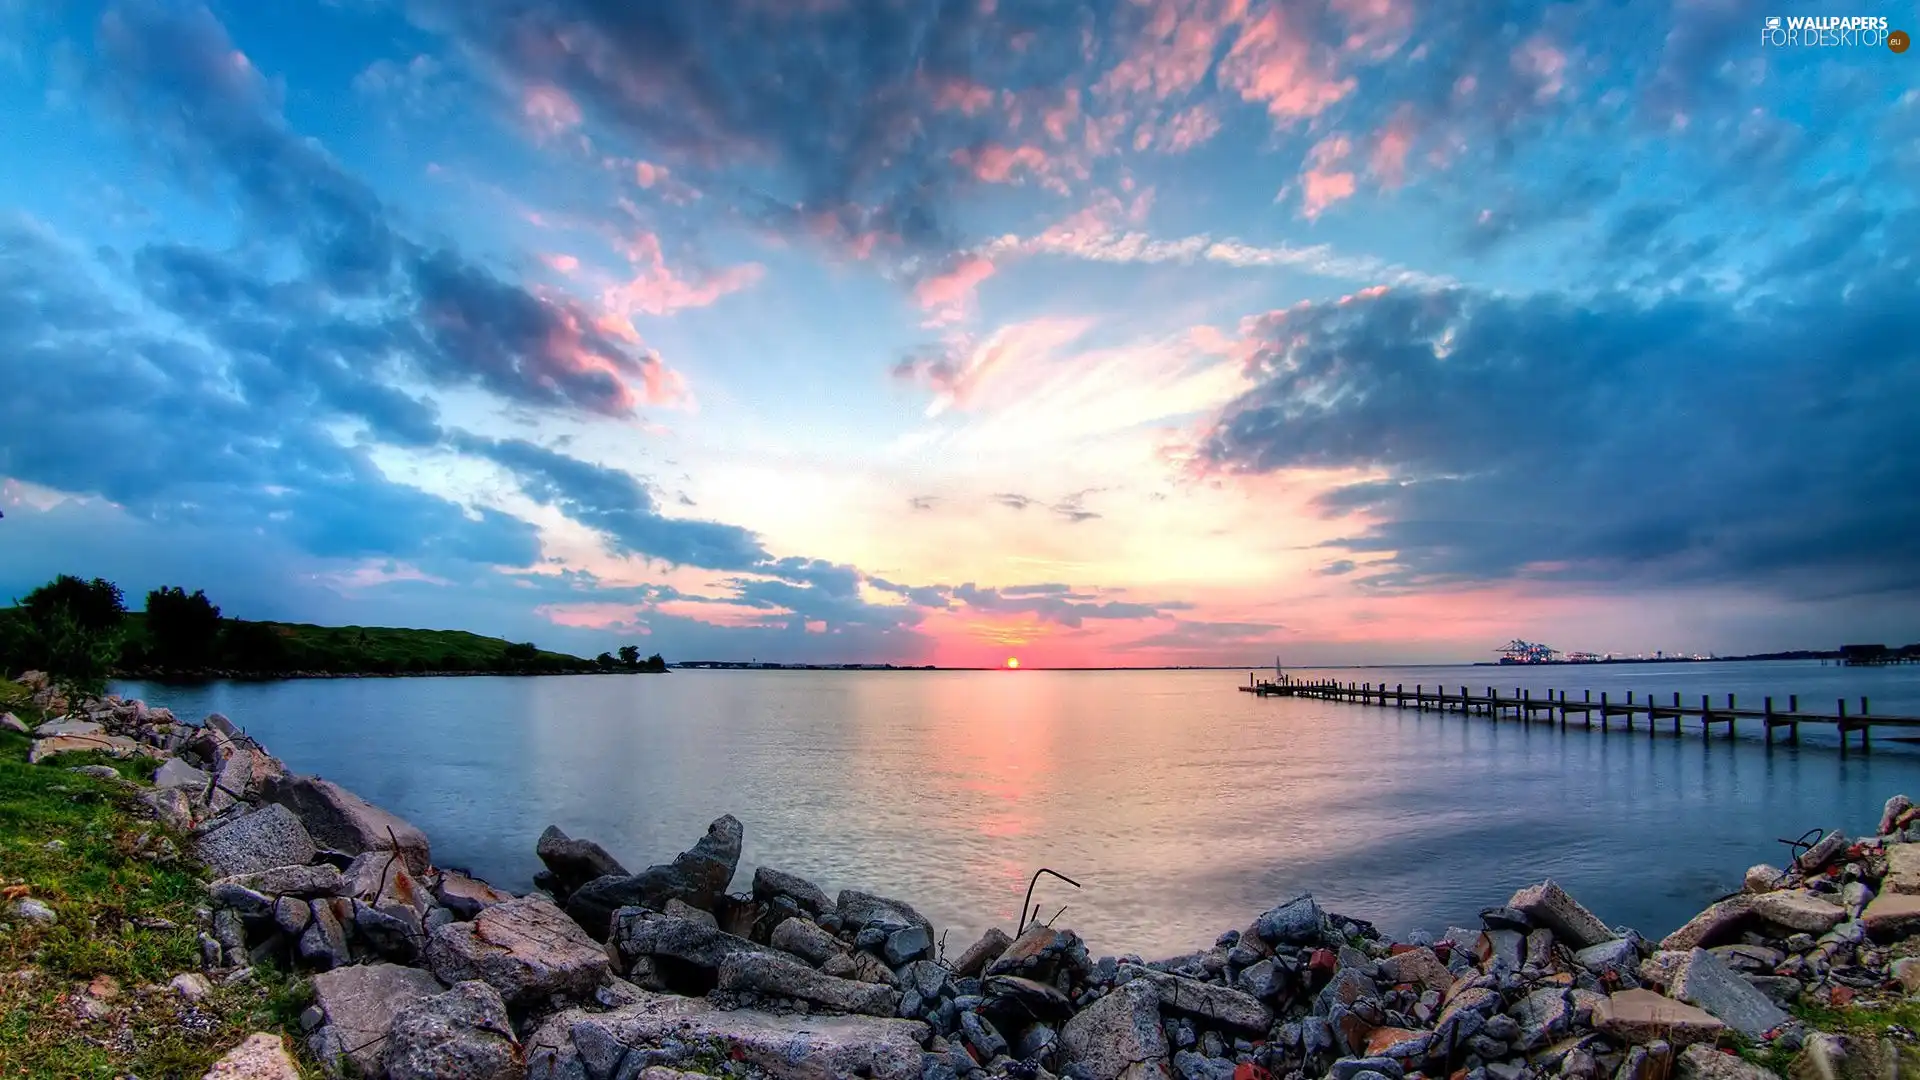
0 686 313 1078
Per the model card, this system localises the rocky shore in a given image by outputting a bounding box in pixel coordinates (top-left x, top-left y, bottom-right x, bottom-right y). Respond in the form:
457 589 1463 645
6 671 1920 1080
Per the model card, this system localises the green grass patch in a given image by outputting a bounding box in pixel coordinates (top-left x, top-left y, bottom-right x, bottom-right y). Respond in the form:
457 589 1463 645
0 725 315 1078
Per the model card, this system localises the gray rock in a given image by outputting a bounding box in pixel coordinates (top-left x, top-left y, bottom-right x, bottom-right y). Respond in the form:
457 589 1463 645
1794 831 1849 874
213 864 345 899
336 852 432 916
201 1032 301 1080
985 974 1073 1021
0 711 28 735
426 895 608 1007
171 972 214 1003
1173 1050 1238 1080
886 925 934 966
719 951 898 1015
1377 946 1454 994
307 962 445 1079
1061 978 1168 1080
839 888 937 935
153 757 210 790
1575 937 1640 975
299 900 352 970
1709 943 1784 973
433 869 513 920
1671 947 1788 1040
1118 964 1271 1033
34 719 104 737
1478 929 1526 972
961 1010 1008 1059
273 896 311 937
535 824 629 898
1510 988 1573 1051
9 898 56 926
1675 1044 1781 1080
1509 880 1616 949
210 882 273 918
1750 891 1846 934
856 926 888 950
1743 975 1801 1008
954 927 1014 978
771 916 842 965
563 815 745 939
384 981 520 1080
752 866 834 916
350 899 424 962
70 764 123 781
196 804 318 878
524 989 928 1080
904 959 951 1001
663 897 718 928
1235 957 1286 1000
140 785 199 832
1331 1059 1405 1080
263 774 431 875
1255 895 1325 945
608 909 786 977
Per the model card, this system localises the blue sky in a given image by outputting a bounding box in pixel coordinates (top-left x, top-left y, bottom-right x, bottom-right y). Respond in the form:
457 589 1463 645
1 0 1915 666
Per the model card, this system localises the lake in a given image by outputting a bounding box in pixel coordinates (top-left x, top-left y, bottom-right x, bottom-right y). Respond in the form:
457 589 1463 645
115 660 1920 960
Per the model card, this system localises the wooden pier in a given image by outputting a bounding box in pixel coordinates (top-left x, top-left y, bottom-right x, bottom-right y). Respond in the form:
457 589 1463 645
1239 674 1920 751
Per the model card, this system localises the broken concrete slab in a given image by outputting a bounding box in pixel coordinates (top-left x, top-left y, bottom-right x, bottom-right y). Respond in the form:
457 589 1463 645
1061 978 1169 1080
1508 880 1615 950
425 896 608 1007
264 775 431 875
308 963 445 1078
1671 948 1788 1040
1117 964 1271 1033
195 804 319 878
716 951 897 1016
1750 891 1846 935
1593 989 1727 1047
525 990 928 1080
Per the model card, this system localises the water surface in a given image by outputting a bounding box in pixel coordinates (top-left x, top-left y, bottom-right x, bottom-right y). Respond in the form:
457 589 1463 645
116 661 1920 958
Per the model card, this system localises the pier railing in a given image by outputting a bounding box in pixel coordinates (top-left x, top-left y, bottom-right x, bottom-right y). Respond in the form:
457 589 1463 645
1238 673 1916 751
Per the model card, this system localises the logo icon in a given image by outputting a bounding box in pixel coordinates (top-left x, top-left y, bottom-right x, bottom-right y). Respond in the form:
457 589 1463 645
1892 29 1911 52
1765 16 1781 30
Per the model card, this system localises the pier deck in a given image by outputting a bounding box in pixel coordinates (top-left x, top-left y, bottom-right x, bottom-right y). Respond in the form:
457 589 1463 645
1239 675 1914 750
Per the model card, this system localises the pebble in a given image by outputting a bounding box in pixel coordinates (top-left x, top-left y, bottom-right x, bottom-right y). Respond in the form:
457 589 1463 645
9 898 56 926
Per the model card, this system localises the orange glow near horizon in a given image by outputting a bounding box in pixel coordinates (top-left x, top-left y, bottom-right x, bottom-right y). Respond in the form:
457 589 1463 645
1006 657 1020 669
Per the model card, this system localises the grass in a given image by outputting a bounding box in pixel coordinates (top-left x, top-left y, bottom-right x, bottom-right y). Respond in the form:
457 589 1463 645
0 679 315 1078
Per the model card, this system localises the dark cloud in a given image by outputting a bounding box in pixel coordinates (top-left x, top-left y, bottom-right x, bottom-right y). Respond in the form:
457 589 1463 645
908 495 939 512
993 492 1038 511
460 436 769 570
999 583 1073 597
1197 242 1920 596
1315 560 1357 577
866 578 954 610
0 219 540 571
411 0 1109 254
89 0 672 418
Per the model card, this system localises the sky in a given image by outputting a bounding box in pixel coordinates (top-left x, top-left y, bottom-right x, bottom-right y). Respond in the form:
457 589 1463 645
0 0 1915 668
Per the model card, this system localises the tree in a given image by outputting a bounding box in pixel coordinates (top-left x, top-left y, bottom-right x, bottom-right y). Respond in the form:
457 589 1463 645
23 575 125 634
223 621 290 673
146 586 223 669
642 652 668 673
13 575 126 694
595 651 617 669
617 644 641 667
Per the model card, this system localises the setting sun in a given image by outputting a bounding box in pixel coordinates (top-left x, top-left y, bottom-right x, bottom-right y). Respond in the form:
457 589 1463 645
1005 657 1020 669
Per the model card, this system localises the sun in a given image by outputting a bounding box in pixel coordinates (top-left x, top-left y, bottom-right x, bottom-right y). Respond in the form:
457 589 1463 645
1005 657 1020 669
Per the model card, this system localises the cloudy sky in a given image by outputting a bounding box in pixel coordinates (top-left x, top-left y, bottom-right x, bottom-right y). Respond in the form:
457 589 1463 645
0 0 1914 667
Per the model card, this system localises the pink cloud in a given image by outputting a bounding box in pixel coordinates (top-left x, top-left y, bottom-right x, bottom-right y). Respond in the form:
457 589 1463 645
542 253 580 274
1514 36 1568 100
1218 4 1355 124
930 76 999 116
953 143 1052 184
1098 0 1249 103
634 160 667 187
597 231 762 324
914 255 998 324
1368 109 1416 187
1156 104 1223 152
1299 134 1356 218
1330 0 1413 58
1041 88 1083 143
522 84 583 138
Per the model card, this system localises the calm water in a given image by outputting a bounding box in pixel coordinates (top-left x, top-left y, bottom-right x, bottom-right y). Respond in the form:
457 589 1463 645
116 661 1920 959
